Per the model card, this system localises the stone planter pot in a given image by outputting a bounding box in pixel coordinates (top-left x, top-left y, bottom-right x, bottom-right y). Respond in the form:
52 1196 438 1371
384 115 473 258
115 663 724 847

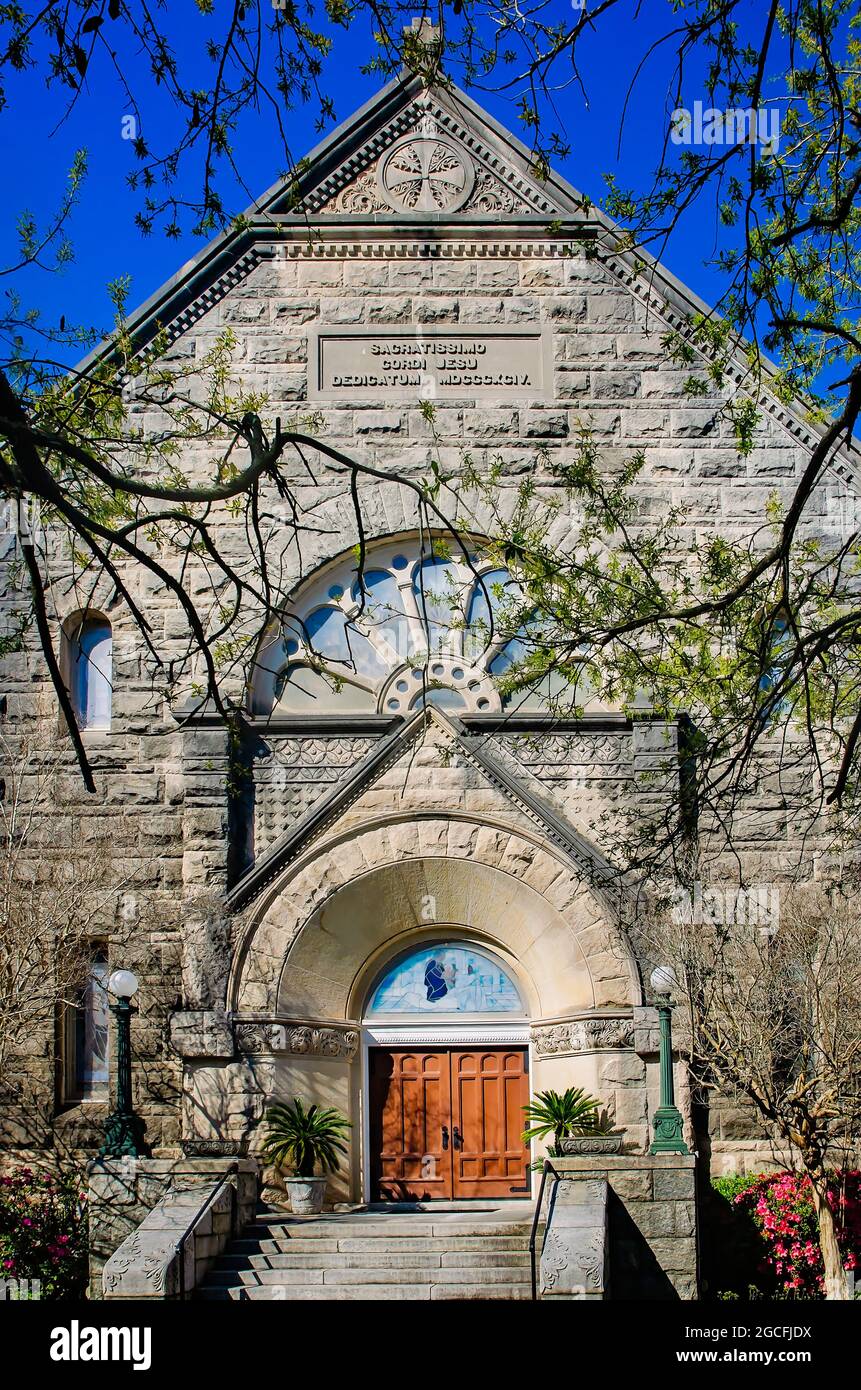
285 1176 327 1215
556 1135 623 1156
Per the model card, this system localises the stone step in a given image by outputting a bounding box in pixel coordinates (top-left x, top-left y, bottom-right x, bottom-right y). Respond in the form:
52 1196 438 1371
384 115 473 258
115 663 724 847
196 1205 539 1303
336 1230 538 1249
232 1238 342 1255
198 1281 533 1302
217 1263 530 1288
243 1220 535 1240
321 1265 532 1286
430 1284 532 1301
198 1284 430 1301
243 1220 435 1239
216 1249 531 1272
232 1234 536 1256
208 1267 325 1286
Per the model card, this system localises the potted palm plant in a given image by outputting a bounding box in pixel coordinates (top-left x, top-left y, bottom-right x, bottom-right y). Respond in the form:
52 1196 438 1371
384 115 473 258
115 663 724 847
261 1098 352 1214
522 1087 621 1158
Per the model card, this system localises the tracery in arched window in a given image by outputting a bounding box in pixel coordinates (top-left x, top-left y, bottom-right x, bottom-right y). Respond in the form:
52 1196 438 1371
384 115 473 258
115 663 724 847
249 537 551 717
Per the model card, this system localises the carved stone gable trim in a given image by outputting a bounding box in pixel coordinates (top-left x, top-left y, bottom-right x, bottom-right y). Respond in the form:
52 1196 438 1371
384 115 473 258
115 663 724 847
227 709 625 913
500 731 634 776
142 246 271 356
254 734 377 855
304 98 554 218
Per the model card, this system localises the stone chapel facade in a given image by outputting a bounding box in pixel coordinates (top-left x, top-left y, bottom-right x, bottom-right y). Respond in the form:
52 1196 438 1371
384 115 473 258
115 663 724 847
2 65 855 1206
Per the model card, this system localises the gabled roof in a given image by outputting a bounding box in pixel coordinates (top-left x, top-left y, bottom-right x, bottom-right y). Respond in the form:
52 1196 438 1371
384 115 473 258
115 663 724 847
75 66 860 480
226 705 623 913
74 71 600 378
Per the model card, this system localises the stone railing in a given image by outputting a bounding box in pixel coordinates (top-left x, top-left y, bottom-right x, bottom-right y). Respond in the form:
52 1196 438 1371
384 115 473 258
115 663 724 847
538 1154 697 1300
92 1158 257 1300
538 1168 609 1300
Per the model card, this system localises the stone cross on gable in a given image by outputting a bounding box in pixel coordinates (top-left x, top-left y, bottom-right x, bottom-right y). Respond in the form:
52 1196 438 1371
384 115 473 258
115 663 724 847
401 17 443 80
404 17 441 45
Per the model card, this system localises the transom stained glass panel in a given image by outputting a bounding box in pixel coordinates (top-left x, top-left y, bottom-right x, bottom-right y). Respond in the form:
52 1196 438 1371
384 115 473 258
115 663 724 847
367 944 524 1015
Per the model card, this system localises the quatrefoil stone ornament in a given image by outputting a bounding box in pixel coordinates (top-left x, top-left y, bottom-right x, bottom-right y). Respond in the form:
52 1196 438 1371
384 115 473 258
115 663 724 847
377 135 475 213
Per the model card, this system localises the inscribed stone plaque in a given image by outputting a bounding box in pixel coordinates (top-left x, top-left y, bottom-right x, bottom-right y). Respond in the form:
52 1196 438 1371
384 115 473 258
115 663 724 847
308 326 551 399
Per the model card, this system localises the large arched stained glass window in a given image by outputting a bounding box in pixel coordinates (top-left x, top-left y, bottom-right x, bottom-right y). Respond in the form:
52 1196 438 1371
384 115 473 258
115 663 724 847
366 943 524 1016
249 535 555 717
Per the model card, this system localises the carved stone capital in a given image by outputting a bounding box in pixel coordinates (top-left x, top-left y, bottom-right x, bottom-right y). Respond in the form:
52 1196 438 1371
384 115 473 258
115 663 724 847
234 1020 359 1061
234 1023 285 1055
532 1016 635 1058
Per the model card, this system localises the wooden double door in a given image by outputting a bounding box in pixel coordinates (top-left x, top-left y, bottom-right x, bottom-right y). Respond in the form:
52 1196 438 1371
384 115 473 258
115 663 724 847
369 1047 531 1201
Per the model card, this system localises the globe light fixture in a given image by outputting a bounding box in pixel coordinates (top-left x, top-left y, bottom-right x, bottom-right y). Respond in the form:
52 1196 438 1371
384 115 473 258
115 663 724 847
649 962 689 1156
650 964 677 997
99 966 148 1159
108 968 139 1000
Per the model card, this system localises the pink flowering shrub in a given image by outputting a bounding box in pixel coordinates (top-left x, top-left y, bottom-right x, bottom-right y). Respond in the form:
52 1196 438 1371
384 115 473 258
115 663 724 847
0 1168 88 1299
722 1170 861 1298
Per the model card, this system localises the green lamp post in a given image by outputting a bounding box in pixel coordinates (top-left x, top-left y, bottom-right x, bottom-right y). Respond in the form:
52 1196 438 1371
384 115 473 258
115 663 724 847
649 965 690 1156
100 969 149 1159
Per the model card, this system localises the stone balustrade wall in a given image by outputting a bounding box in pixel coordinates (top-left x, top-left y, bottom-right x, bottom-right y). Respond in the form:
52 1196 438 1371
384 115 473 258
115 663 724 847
539 1154 697 1300
88 1156 258 1299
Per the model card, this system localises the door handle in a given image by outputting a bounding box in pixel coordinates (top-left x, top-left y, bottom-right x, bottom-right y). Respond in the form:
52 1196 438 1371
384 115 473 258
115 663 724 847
441 1125 449 1150
452 1126 463 1150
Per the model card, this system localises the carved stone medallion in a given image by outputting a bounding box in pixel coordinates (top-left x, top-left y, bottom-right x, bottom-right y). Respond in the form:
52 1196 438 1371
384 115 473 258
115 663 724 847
377 135 475 213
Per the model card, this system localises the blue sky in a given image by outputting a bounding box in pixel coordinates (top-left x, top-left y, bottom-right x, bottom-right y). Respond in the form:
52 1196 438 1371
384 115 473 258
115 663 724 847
0 2 776 352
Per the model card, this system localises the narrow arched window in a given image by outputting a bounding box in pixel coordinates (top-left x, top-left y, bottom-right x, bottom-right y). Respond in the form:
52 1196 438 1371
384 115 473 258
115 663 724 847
62 945 110 1102
64 615 113 730
759 607 791 720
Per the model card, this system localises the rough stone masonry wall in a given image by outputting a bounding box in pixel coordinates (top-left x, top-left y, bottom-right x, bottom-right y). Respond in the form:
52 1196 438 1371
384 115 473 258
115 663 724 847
158 238 828 892
0 232 838 1171
0 732 186 1165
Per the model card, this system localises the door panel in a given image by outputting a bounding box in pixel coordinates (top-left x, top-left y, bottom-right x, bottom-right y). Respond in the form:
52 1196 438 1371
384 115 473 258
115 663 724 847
450 1049 530 1199
369 1047 530 1201
369 1049 453 1200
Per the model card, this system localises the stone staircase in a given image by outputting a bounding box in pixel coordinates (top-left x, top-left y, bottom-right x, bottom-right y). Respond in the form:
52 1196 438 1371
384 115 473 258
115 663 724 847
197 1204 538 1300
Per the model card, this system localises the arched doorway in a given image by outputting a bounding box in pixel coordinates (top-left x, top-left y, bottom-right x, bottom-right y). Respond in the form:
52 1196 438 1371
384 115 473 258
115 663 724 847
226 815 642 1203
361 939 532 1201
